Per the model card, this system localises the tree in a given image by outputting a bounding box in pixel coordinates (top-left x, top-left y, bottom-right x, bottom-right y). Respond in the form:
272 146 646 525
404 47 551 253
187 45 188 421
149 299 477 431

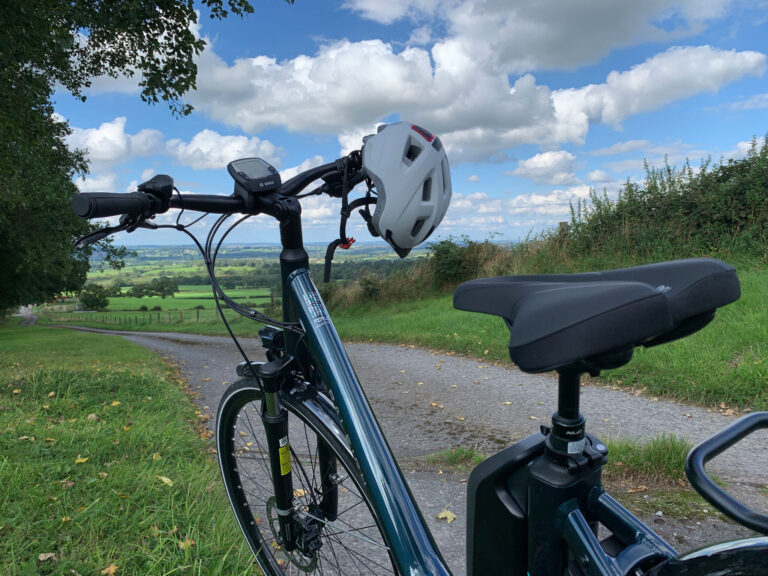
151 276 179 299
79 284 109 311
0 0 289 315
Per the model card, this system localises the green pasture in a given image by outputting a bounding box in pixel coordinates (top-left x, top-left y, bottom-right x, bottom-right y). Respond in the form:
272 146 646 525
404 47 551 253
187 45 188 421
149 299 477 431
101 287 271 312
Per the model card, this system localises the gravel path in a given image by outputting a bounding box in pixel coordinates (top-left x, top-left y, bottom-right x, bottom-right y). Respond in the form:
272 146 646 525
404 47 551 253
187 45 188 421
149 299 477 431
59 326 766 574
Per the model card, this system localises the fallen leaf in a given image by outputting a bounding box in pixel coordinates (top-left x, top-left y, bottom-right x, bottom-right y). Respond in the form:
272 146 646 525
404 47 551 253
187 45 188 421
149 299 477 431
87 414 99 421
628 485 648 494
101 564 118 575
178 537 195 550
152 453 161 461
157 476 174 487
62 516 71 523
457 416 465 421
529 416 539 420
75 456 89 464
38 553 57 562
110 401 121 407
294 489 306 498
503 402 512 406
12 389 21 394
436 509 457 524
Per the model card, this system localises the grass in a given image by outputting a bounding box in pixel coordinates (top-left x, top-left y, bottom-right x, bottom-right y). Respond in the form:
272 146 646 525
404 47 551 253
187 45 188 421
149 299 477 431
422 447 486 472
0 319 256 575
603 434 692 484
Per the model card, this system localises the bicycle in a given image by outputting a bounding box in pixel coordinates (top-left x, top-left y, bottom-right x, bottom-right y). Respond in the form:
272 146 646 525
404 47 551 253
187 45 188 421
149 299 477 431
72 122 768 575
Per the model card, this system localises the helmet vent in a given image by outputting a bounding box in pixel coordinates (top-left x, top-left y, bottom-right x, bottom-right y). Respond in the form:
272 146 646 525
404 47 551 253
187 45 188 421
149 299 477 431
410 218 425 237
422 178 432 202
406 143 422 162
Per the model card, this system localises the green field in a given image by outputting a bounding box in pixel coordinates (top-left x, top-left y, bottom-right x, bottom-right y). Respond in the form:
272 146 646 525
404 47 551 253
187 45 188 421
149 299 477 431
0 320 256 575
102 287 271 311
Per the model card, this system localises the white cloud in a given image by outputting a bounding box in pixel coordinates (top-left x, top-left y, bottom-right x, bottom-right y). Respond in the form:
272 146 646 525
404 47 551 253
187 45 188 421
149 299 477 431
587 170 613 183
349 0 735 73
725 137 766 160
343 0 443 24
67 117 163 170
730 93 768 110
189 31 763 164
552 46 765 141
279 156 326 182
75 173 117 192
467 174 480 182
590 140 649 156
300 194 337 225
407 25 433 46
510 151 579 185
140 168 157 180
506 185 592 217
166 129 282 170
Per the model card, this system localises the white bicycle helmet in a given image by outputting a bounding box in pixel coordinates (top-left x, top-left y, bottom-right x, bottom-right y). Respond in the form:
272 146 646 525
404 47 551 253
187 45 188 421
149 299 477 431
362 122 452 257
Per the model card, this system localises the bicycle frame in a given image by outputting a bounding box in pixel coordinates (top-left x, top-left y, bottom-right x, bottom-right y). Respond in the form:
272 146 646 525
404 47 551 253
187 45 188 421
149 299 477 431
274 201 451 575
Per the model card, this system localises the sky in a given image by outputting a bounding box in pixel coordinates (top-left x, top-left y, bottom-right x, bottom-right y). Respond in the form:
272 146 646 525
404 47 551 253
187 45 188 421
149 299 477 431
55 0 768 249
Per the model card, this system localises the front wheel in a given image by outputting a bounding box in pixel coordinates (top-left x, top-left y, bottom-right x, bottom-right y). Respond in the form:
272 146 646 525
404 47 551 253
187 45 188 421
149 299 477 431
217 379 397 575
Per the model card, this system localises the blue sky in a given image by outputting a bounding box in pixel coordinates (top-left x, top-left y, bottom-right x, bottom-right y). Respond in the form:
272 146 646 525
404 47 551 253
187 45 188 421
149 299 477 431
55 0 768 248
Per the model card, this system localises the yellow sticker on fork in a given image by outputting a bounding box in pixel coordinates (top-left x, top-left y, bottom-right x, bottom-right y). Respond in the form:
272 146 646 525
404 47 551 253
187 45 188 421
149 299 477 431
278 436 291 476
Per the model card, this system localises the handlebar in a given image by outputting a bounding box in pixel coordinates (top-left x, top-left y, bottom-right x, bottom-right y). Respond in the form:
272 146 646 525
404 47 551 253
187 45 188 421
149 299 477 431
71 155 364 221
685 411 768 534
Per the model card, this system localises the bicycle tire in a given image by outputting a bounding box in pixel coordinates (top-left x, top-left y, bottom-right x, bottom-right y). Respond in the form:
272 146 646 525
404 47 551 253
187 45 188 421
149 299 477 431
217 378 398 575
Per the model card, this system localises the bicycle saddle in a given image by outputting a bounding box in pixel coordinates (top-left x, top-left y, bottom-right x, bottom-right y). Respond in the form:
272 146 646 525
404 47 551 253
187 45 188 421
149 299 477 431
453 258 740 373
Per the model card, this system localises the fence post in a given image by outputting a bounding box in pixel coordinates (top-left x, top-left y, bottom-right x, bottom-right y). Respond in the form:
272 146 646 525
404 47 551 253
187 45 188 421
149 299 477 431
196 309 200 322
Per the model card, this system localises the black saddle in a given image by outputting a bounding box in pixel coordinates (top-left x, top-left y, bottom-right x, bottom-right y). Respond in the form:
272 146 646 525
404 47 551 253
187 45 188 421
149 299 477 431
453 258 740 374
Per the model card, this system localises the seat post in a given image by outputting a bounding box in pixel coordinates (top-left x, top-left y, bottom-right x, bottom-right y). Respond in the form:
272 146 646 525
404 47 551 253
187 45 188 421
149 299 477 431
544 367 587 468
557 366 581 419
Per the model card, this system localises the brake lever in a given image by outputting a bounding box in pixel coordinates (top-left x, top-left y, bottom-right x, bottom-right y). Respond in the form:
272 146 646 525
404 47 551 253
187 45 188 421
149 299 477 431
73 215 141 250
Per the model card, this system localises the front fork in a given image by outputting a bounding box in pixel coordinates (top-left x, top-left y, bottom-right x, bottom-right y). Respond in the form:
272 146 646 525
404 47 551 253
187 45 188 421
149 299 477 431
254 351 340 553
259 360 298 551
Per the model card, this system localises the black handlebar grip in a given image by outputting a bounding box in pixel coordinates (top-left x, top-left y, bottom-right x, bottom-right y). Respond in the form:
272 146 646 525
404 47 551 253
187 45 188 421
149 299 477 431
71 192 152 218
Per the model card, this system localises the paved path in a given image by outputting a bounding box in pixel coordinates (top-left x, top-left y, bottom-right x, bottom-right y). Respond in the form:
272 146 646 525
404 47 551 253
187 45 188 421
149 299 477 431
60 327 766 574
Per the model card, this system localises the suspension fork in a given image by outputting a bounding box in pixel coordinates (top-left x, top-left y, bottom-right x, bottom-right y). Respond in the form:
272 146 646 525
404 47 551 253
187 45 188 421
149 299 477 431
257 357 298 551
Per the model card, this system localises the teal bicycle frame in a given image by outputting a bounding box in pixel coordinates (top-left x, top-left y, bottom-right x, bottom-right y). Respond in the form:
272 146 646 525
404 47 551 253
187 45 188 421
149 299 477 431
287 267 452 575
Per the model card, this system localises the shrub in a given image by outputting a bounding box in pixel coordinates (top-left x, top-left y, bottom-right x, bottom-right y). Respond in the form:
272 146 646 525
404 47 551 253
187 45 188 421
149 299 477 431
151 306 162 311
138 305 148 312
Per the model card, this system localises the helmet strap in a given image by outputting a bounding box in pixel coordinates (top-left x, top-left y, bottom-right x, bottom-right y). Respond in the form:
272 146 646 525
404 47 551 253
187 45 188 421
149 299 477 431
323 160 377 282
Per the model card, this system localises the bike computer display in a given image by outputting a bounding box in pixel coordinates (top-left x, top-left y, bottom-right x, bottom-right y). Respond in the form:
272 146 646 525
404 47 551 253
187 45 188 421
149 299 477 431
227 158 281 194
